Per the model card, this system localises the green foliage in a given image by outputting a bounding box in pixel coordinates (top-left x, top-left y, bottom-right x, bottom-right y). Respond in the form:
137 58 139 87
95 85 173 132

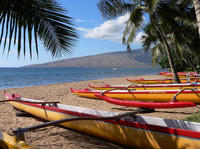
0 0 78 58
156 0 200 55
183 112 200 122
157 50 199 72
141 0 200 72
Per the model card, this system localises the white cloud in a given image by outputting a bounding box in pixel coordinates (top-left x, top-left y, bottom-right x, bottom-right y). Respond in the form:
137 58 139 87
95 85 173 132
77 14 129 43
78 14 144 45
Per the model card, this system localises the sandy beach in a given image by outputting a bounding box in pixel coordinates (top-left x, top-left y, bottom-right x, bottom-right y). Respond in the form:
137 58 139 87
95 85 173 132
0 75 199 149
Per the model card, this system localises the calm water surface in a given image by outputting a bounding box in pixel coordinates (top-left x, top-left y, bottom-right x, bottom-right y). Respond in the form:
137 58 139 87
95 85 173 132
0 67 164 89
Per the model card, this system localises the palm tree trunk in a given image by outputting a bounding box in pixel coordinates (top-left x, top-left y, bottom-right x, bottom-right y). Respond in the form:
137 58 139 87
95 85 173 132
193 0 200 36
150 14 181 83
157 27 181 83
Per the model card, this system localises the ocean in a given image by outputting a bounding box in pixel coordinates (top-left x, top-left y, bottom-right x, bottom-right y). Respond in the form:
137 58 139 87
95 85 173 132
0 67 164 89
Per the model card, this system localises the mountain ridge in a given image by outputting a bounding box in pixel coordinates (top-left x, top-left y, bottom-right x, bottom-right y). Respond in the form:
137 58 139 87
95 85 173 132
23 49 156 68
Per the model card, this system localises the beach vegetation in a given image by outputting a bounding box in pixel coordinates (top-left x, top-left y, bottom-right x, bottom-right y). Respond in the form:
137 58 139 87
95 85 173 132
0 0 78 58
97 0 181 83
156 49 199 72
183 111 200 122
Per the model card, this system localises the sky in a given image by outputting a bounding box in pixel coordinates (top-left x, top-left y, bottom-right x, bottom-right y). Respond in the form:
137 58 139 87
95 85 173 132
0 0 144 67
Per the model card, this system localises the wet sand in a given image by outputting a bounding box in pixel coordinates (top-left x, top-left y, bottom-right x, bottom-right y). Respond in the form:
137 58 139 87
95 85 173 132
0 75 199 148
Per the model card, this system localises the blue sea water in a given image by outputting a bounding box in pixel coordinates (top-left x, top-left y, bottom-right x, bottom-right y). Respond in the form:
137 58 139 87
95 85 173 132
0 67 164 89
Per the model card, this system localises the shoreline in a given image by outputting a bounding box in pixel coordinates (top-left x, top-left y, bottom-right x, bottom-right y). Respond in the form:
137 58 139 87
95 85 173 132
0 67 163 90
0 74 199 148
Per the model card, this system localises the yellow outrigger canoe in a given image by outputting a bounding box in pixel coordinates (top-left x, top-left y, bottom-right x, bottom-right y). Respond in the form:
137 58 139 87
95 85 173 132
71 88 200 103
126 77 200 84
0 131 36 149
4 92 200 149
88 83 200 90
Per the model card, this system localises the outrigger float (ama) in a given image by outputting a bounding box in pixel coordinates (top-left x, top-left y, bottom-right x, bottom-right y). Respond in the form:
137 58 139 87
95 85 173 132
95 93 197 109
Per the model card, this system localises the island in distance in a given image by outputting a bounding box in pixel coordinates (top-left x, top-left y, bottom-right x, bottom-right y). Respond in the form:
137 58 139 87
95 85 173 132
24 49 158 68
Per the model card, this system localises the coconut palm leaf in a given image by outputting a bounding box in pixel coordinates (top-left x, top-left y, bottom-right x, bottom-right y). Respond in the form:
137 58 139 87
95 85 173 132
142 23 158 51
0 0 78 58
97 0 134 19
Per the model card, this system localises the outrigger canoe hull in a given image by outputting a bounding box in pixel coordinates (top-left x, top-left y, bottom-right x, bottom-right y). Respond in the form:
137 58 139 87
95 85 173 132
4 92 200 149
71 88 200 103
0 131 35 149
126 78 200 84
161 74 199 78
88 83 200 90
159 72 199 78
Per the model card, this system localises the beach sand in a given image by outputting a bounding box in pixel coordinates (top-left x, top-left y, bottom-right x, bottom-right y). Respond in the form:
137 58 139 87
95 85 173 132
0 75 199 148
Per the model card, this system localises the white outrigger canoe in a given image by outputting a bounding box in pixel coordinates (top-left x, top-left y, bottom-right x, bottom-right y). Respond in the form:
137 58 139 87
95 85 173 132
4 92 200 149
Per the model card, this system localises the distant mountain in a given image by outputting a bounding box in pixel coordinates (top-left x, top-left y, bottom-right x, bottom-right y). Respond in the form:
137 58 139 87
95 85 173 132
24 49 156 68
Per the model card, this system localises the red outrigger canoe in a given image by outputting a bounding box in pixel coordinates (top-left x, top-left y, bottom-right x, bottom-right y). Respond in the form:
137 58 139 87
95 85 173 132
95 93 197 109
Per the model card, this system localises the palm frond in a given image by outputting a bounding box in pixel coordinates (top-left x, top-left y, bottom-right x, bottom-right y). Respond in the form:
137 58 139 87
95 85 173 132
97 0 134 19
122 7 144 46
122 21 137 44
141 23 158 51
146 0 160 11
151 43 163 64
128 7 144 29
0 0 78 58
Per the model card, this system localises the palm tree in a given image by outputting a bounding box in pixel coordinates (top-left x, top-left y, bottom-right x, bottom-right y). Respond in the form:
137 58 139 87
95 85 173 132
97 0 180 83
142 23 199 73
156 0 200 53
155 0 200 72
193 0 200 36
142 0 200 73
0 0 78 58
